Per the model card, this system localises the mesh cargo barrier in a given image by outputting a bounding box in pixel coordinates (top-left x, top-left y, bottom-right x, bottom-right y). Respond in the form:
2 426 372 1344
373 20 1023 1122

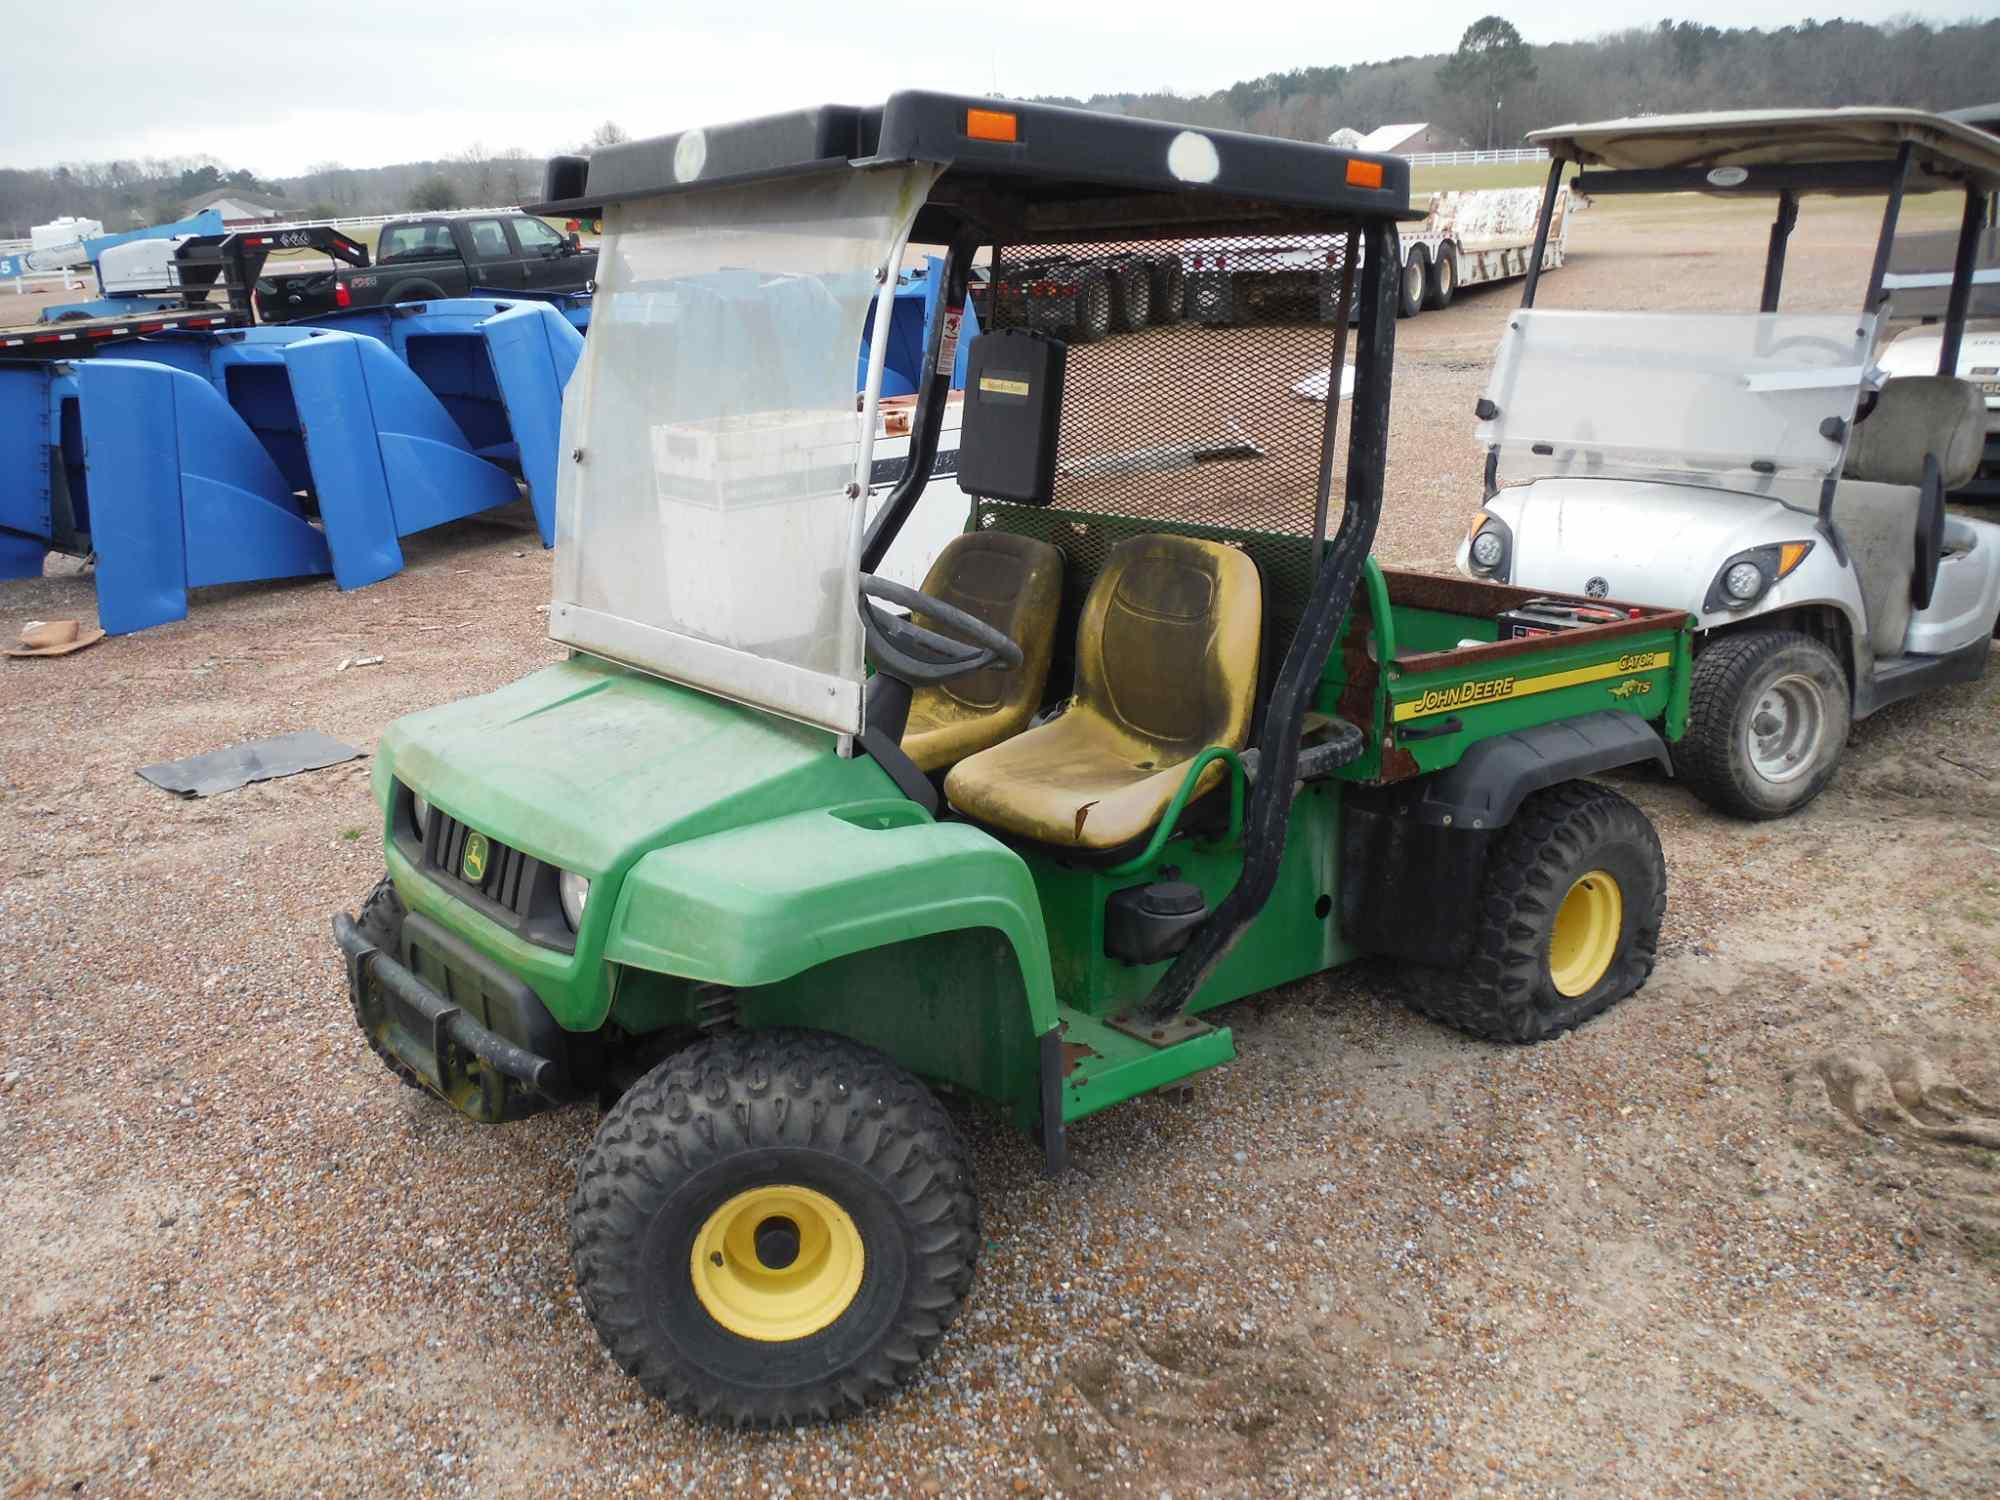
970 233 1352 652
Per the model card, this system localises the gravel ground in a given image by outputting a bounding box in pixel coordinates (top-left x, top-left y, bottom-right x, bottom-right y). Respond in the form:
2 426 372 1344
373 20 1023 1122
3 194 1997 1498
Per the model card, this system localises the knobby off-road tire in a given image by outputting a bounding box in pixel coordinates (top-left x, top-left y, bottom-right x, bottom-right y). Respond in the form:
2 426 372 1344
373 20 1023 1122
569 1029 979 1427
1407 782 1666 1043
1677 630 1849 820
352 875 428 1092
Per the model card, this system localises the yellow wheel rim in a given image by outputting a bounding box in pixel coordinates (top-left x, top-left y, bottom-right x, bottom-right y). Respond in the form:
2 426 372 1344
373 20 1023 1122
689 1185 864 1342
1547 869 1623 998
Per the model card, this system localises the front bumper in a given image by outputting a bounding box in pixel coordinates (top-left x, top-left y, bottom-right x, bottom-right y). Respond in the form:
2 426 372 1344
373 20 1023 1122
334 910 566 1122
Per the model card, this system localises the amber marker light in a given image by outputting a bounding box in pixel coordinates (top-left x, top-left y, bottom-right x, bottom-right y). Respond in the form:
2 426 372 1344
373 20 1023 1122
966 109 1019 143
1346 159 1385 189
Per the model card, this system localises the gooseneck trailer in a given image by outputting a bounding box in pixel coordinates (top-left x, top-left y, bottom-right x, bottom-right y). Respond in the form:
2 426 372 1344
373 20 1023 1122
334 94 1692 1425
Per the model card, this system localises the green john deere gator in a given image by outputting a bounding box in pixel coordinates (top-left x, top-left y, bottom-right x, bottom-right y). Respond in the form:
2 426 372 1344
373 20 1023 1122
333 94 1696 1425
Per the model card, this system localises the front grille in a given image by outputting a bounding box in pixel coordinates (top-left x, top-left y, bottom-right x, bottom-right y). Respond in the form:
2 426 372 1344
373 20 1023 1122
392 783 576 953
425 812 535 914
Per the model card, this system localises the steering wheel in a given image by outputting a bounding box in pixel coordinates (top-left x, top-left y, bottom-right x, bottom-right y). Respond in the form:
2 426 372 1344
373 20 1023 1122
1764 333 1857 362
858 574 1023 685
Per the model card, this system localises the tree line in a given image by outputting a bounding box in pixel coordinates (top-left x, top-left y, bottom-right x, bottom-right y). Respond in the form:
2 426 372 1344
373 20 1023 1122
1034 14 2000 152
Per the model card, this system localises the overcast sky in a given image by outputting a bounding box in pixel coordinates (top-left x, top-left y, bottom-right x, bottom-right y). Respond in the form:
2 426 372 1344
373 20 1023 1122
6 1 1995 177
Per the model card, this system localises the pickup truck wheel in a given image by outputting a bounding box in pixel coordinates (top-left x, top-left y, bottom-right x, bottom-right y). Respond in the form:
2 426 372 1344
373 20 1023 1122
385 280 445 306
1405 782 1665 1043
1677 631 1849 819
570 1028 979 1427
1397 248 1428 319
1425 244 1458 310
351 876 428 1093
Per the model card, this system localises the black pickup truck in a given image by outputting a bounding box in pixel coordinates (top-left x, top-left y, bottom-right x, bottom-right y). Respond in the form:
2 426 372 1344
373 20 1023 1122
255 212 595 321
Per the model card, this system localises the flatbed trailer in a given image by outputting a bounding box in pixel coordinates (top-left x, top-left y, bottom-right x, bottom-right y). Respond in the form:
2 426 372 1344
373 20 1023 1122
0 307 244 354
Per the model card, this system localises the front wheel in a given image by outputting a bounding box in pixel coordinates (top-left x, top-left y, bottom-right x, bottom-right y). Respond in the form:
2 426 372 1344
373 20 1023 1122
569 1029 979 1427
1677 631 1849 819
1405 782 1666 1043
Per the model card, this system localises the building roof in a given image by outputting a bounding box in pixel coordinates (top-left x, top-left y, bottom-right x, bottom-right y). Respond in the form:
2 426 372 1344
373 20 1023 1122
1354 123 1430 154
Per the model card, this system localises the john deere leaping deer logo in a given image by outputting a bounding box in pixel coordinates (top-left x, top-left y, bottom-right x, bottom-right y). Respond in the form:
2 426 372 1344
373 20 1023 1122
1608 678 1653 701
462 831 490 883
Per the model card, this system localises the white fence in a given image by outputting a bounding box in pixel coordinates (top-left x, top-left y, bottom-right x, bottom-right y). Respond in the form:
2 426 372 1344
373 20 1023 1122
1403 148 1551 168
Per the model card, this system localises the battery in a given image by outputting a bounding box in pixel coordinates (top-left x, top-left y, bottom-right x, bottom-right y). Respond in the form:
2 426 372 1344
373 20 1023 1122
1497 598 1630 638
956 328 1066 505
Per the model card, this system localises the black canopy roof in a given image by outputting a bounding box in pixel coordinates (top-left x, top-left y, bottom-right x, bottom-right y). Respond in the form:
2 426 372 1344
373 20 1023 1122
534 91 1418 241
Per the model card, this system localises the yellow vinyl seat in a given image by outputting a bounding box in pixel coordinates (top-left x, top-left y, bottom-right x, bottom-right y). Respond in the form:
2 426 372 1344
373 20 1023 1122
944 534 1261 852
900 531 1065 773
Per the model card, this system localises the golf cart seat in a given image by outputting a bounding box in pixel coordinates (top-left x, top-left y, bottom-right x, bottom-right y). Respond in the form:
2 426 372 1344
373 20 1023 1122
900 531 1065 773
1835 376 1985 654
944 534 1261 853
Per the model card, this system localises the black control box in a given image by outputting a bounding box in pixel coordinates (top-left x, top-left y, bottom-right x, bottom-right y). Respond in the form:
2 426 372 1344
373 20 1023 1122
956 328 1066 505
1497 598 1629 639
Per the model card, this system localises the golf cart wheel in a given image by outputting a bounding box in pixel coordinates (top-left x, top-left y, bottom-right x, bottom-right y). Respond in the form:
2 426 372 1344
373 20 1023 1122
1425 244 1458 310
1111 264 1152 331
569 1029 979 1427
1406 782 1665 1044
352 876 427 1093
1397 248 1427 319
1073 274 1114 342
1150 257 1185 322
1678 631 1849 820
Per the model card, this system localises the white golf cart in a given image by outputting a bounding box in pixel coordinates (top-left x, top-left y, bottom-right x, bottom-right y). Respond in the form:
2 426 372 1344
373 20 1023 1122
1457 109 2000 818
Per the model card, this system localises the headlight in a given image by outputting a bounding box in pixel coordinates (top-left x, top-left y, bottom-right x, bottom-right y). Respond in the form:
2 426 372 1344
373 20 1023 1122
1704 541 1813 613
1470 529 1506 570
559 870 590 931
1464 512 1512 580
410 792 432 837
1723 561 1764 600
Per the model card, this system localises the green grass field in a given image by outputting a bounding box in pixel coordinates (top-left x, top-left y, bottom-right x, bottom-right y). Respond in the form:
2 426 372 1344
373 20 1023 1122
1409 161 1556 194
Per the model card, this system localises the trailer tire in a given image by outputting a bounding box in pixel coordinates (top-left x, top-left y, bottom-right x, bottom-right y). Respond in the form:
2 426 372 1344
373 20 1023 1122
1424 243 1458 310
1149 256 1185 323
1397 247 1427 320
1110 264 1152 332
1404 782 1665 1044
1073 273 1114 342
351 876 428 1093
1676 630 1848 820
570 1028 979 1427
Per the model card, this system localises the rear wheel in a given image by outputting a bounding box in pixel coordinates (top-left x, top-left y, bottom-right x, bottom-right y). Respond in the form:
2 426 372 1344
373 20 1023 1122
1397 248 1427 319
1149 257 1185 322
1405 782 1665 1043
570 1029 979 1426
1425 243 1458 310
1678 631 1849 819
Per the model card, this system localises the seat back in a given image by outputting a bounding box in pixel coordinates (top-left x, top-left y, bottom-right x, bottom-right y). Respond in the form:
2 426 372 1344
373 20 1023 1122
1074 534 1262 760
1844 376 1984 489
902 531 1063 770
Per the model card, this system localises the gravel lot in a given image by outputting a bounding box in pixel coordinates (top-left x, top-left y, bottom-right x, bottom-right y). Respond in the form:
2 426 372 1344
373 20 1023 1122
3 192 1997 1498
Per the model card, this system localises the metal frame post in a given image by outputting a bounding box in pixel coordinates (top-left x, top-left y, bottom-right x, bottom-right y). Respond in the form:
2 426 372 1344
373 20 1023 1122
1863 141 1916 314
1938 186 1988 375
1760 190 1799 313
1519 157 1565 308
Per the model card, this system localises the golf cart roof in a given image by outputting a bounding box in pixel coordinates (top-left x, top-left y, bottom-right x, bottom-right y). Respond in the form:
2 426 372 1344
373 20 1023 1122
536 90 1421 239
1946 102 2000 133
1527 108 2000 195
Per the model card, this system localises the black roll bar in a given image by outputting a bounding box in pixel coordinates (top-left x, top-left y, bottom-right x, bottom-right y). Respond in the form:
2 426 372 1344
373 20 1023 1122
1761 191 1799 313
1939 187 1989 375
1135 216 1398 1024
1864 142 1916 314
1519 157 1565 308
860 226 983 573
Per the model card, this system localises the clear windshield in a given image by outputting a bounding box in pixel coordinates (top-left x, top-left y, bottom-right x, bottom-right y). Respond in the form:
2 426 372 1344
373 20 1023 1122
1477 309 1879 486
549 164 938 735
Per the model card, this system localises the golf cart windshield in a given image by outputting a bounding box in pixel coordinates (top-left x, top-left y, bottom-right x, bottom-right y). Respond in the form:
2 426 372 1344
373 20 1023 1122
1478 308 1878 486
550 165 938 735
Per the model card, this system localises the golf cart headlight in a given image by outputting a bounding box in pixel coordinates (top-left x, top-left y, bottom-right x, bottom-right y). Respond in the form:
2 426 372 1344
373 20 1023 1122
1470 528 1506 570
1723 561 1765 600
558 870 590 931
410 791 432 837
1704 541 1813 613
1464 512 1512 579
